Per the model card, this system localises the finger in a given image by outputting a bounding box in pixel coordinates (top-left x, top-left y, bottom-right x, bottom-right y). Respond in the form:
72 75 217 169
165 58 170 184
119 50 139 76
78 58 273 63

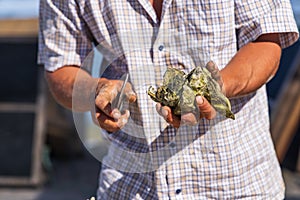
95 87 124 119
95 111 119 132
156 103 170 119
206 61 223 88
156 103 163 115
161 106 171 121
196 96 217 120
95 94 114 116
206 61 219 78
110 108 122 119
116 110 130 128
124 83 137 103
95 79 120 114
181 112 198 126
163 108 181 128
156 104 181 128
95 109 130 133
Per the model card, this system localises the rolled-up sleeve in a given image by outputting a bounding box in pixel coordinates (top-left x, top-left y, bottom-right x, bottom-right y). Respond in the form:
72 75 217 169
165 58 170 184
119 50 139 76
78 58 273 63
38 0 93 71
235 0 299 49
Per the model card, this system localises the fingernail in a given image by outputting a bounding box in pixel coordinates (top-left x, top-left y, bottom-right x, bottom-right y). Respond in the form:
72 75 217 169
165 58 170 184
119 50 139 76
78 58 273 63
121 117 128 125
124 110 130 118
196 96 203 104
162 108 168 118
112 110 121 119
181 113 197 126
128 92 137 102
118 117 128 127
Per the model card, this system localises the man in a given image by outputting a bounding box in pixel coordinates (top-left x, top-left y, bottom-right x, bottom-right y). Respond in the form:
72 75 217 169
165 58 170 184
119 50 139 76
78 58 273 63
39 0 298 199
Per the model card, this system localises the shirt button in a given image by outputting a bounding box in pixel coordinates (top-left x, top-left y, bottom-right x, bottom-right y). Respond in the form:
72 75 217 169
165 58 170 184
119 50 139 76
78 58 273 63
169 142 176 148
175 189 182 194
191 162 197 169
158 45 164 51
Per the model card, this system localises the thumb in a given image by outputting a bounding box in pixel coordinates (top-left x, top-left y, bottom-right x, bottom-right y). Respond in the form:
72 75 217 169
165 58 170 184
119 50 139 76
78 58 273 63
196 96 216 120
206 61 223 89
124 83 137 103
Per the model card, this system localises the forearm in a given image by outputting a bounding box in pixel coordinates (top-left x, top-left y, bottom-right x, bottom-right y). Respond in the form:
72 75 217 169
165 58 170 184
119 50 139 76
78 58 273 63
220 33 282 98
45 65 98 111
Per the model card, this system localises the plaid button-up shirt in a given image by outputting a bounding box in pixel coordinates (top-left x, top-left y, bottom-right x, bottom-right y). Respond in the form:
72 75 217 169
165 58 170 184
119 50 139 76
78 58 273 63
39 0 298 199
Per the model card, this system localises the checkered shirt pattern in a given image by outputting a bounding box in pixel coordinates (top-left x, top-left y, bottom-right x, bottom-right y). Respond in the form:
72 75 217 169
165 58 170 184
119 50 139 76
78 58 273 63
38 0 299 199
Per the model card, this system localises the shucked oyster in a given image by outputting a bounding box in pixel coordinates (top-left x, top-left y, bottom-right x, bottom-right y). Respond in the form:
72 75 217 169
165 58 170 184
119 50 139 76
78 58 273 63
147 62 235 120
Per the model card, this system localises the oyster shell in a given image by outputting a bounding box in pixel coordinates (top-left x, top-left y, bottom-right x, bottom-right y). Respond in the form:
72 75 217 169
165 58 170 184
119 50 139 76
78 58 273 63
147 62 235 120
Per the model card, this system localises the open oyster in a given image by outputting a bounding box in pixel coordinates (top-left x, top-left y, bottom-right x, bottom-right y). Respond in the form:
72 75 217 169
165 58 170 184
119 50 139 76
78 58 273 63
147 62 235 120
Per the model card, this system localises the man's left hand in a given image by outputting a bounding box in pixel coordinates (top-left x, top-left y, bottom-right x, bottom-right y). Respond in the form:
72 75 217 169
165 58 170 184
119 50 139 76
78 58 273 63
156 96 217 128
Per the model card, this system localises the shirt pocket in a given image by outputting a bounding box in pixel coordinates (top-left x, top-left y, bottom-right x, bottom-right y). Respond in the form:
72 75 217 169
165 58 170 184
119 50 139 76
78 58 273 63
184 0 235 53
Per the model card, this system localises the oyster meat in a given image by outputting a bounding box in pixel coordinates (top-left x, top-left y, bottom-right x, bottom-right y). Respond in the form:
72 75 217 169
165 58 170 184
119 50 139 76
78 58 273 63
147 62 235 120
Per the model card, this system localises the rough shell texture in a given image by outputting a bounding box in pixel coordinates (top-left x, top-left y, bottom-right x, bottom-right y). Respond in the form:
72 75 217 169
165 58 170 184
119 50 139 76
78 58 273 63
147 63 235 119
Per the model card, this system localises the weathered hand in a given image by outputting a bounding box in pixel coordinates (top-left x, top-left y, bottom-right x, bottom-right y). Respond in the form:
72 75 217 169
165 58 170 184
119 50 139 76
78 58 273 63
156 103 181 128
92 77 137 133
155 61 225 128
156 96 217 128
205 61 224 92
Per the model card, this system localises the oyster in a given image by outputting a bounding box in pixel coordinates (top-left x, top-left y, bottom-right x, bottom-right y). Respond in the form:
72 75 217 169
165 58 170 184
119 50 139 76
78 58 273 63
147 62 235 120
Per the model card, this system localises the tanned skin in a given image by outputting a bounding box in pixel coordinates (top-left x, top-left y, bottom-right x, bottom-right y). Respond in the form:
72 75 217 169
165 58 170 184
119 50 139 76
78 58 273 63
45 33 281 130
45 0 281 130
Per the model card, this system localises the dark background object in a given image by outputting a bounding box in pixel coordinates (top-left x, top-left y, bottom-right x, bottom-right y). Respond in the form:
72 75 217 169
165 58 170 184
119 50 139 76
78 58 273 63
267 40 300 102
267 40 300 171
0 37 47 186
0 41 38 102
0 112 34 177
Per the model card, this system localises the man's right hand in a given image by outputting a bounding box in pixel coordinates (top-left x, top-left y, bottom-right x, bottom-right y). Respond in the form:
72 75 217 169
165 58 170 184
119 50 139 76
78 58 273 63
93 78 137 133
46 66 137 133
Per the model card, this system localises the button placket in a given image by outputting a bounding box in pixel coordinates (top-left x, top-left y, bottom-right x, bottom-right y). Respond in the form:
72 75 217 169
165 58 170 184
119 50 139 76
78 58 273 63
169 142 176 148
158 44 164 51
175 188 182 194
152 39 167 86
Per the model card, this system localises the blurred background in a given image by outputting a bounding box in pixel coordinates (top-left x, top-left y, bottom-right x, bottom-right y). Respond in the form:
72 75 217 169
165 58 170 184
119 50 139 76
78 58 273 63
0 0 299 199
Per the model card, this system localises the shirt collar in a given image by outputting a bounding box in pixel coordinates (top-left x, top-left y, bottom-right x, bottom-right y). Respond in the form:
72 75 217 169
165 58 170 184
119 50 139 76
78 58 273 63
136 0 174 24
